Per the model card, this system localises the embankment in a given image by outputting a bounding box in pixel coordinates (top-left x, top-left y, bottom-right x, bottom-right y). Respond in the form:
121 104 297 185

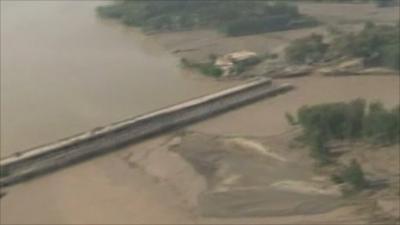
0 78 293 187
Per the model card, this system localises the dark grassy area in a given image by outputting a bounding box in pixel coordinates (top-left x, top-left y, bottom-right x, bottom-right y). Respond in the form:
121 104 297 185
96 1 318 36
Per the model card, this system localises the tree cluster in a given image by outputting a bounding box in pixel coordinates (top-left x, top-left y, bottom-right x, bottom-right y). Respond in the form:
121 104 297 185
287 99 399 163
285 22 400 70
97 1 317 36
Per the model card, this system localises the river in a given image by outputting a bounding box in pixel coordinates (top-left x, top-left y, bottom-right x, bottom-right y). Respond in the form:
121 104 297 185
0 0 230 157
2 2 399 224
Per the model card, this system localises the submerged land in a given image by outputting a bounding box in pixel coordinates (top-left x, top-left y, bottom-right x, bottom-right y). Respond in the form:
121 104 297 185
1 1 399 224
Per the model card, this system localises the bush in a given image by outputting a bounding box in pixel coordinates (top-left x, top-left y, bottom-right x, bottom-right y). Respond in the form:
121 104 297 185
286 22 400 71
297 99 366 141
285 34 329 64
180 58 222 78
309 131 331 164
363 101 400 144
379 42 400 70
199 64 223 77
330 22 400 70
340 159 368 191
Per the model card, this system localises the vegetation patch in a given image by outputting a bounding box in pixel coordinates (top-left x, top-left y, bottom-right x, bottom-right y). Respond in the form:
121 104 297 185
285 22 400 70
230 55 264 75
331 159 368 193
181 58 223 78
181 52 267 77
287 99 399 193
97 1 318 36
285 34 329 64
286 99 399 164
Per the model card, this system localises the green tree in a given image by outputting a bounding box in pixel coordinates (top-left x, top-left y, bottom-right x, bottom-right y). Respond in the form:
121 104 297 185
292 99 399 164
329 22 399 70
340 159 367 190
97 1 317 36
309 131 330 164
363 102 400 144
285 34 328 64
344 99 366 139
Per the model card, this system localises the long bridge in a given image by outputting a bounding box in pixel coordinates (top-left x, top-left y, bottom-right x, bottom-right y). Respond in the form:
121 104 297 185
0 78 293 187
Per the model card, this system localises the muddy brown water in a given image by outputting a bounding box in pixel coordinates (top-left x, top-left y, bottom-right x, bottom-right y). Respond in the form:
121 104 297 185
0 0 231 157
1 1 399 224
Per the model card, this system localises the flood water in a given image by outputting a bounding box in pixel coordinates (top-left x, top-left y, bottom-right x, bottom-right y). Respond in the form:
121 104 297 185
0 0 228 157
